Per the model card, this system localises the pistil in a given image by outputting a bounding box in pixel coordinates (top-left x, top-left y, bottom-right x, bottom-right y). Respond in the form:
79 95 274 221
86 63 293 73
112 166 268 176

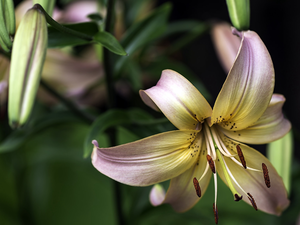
215 150 243 201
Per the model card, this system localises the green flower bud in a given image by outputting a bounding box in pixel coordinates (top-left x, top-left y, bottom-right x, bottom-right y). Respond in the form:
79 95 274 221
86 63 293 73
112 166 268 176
226 0 250 31
2 0 15 36
8 5 47 128
0 0 15 51
267 131 293 195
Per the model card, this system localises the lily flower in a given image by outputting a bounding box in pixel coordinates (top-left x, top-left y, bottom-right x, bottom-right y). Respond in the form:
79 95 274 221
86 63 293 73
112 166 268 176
91 28 291 222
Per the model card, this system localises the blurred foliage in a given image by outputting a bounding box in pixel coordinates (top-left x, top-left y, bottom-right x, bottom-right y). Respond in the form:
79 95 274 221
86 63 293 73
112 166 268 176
0 0 299 224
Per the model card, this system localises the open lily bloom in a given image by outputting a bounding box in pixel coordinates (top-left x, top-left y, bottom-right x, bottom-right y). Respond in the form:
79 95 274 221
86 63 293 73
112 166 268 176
92 28 291 221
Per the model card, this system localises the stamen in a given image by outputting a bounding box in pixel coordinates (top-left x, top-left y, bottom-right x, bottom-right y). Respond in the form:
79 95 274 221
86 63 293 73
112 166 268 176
247 193 258 210
193 177 201 197
213 203 218 224
207 154 216 173
262 163 270 188
204 123 217 160
234 194 243 201
211 128 235 157
236 145 246 169
230 157 261 172
214 132 236 157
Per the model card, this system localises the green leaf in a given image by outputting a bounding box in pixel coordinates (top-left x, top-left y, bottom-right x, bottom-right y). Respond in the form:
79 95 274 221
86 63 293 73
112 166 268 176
93 31 127 55
125 61 142 91
115 3 172 73
164 20 204 37
121 3 171 53
165 22 208 55
47 22 98 48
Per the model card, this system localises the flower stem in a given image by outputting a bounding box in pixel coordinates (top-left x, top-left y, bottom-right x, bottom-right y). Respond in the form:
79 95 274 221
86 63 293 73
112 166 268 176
40 79 95 124
103 0 124 224
103 0 117 109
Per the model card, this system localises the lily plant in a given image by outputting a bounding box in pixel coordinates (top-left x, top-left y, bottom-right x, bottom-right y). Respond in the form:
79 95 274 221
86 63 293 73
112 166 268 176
92 28 291 223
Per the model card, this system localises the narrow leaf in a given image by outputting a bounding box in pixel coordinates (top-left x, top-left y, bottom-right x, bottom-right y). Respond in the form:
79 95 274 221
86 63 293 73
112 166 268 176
115 3 171 74
48 22 98 48
93 31 127 56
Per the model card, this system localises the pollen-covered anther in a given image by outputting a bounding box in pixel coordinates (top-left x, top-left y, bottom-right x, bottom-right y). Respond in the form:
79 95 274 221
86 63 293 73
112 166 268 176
234 194 243 201
262 163 271 188
236 145 246 169
206 154 216 173
193 177 201 197
213 203 218 224
247 193 257 210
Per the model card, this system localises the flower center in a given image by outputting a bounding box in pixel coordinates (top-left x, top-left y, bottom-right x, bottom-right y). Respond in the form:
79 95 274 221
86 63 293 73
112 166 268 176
192 120 271 224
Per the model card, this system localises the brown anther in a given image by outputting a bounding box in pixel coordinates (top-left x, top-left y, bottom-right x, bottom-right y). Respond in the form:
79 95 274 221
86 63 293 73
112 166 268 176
213 203 218 224
262 163 271 188
236 145 246 169
193 177 201 197
234 194 243 201
206 154 216 173
247 193 257 210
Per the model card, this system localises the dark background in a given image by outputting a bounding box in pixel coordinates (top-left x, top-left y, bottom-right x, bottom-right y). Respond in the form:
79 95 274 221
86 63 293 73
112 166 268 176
158 0 300 159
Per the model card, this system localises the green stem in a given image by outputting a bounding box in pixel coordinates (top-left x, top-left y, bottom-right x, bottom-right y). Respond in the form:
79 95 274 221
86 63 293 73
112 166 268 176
33 4 93 41
103 0 117 108
40 79 95 124
103 1 124 224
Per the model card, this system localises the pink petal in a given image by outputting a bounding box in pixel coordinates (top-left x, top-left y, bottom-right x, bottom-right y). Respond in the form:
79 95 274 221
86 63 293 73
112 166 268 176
140 70 212 130
92 130 201 186
150 133 212 212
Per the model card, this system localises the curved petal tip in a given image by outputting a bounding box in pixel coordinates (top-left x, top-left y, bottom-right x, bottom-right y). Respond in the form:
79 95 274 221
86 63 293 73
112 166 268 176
92 140 99 147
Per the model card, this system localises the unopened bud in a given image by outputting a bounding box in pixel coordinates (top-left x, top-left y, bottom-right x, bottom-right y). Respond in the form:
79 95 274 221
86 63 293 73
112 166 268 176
0 0 15 51
226 0 250 31
8 5 47 128
2 0 16 35
267 131 293 194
